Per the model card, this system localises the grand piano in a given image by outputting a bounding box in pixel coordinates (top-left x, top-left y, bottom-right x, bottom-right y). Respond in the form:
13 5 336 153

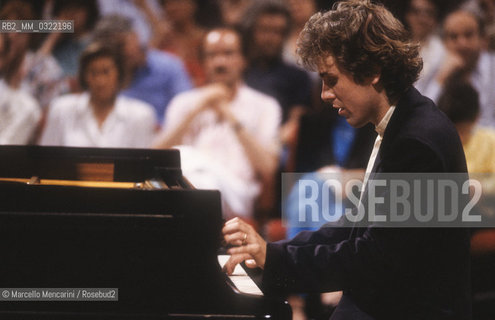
0 145 291 319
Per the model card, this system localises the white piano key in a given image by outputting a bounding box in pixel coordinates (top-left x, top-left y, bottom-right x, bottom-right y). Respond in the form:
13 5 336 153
218 255 263 296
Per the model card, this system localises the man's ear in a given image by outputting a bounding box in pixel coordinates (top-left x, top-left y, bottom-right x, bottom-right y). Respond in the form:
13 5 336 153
371 73 381 85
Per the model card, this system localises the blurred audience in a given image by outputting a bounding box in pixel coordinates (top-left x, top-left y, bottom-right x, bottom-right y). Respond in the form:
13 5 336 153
97 0 160 45
0 0 67 109
40 42 156 148
153 28 281 220
0 33 41 145
464 0 495 50
139 0 207 86
423 9 495 127
239 0 315 224
93 15 192 125
405 0 447 95
217 0 255 27
50 0 99 79
241 0 313 123
283 0 318 66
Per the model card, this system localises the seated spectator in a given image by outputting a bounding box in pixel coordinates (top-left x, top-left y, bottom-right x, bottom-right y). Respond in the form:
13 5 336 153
93 15 192 125
153 28 281 220
0 0 67 109
241 0 313 123
137 0 207 87
51 0 99 78
423 9 495 127
217 0 255 27
97 0 160 45
463 0 495 51
40 42 156 148
404 0 446 95
0 33 41 145
240 0 315 187
437 81 495 177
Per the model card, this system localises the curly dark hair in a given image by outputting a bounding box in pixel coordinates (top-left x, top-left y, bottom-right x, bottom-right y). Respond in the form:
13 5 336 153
297 0 422 102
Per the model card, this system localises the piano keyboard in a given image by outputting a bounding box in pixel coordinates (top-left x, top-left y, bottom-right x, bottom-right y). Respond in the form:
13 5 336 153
218 255 263 296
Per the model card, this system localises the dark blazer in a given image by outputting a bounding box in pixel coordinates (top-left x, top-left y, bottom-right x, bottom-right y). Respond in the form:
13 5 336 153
262 88 472 320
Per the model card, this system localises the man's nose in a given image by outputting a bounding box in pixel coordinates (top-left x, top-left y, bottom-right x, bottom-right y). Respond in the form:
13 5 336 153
321 84 336 102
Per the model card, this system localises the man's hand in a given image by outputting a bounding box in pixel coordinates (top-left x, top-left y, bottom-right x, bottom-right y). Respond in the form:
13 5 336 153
222 217 267 275
198 83 232 113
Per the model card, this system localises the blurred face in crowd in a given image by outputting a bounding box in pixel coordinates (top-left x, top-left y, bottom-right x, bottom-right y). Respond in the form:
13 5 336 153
479 0 495 22
85 56 120 103
443 11 483 69
218 0 253 26
203 29 246 87
252 13 289 59
287 0 316 27
319 55 383 128
405 0 438 42
163 0 196 25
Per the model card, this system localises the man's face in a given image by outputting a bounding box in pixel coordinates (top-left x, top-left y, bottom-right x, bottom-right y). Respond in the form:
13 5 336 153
443 11 482 68
287 0 316 26
319 55 382 128
163 0 196 24
252 13 288 59
405 0 438 41
203 30 246 86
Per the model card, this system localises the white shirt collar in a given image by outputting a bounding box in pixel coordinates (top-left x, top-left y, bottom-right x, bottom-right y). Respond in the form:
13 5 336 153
375 106 396 138
77 92 126 121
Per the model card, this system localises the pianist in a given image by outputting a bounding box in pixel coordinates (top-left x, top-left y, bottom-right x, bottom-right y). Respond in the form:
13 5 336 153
223 1 471 319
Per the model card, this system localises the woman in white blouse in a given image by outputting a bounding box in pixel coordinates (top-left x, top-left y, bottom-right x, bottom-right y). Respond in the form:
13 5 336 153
40 42 157 148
